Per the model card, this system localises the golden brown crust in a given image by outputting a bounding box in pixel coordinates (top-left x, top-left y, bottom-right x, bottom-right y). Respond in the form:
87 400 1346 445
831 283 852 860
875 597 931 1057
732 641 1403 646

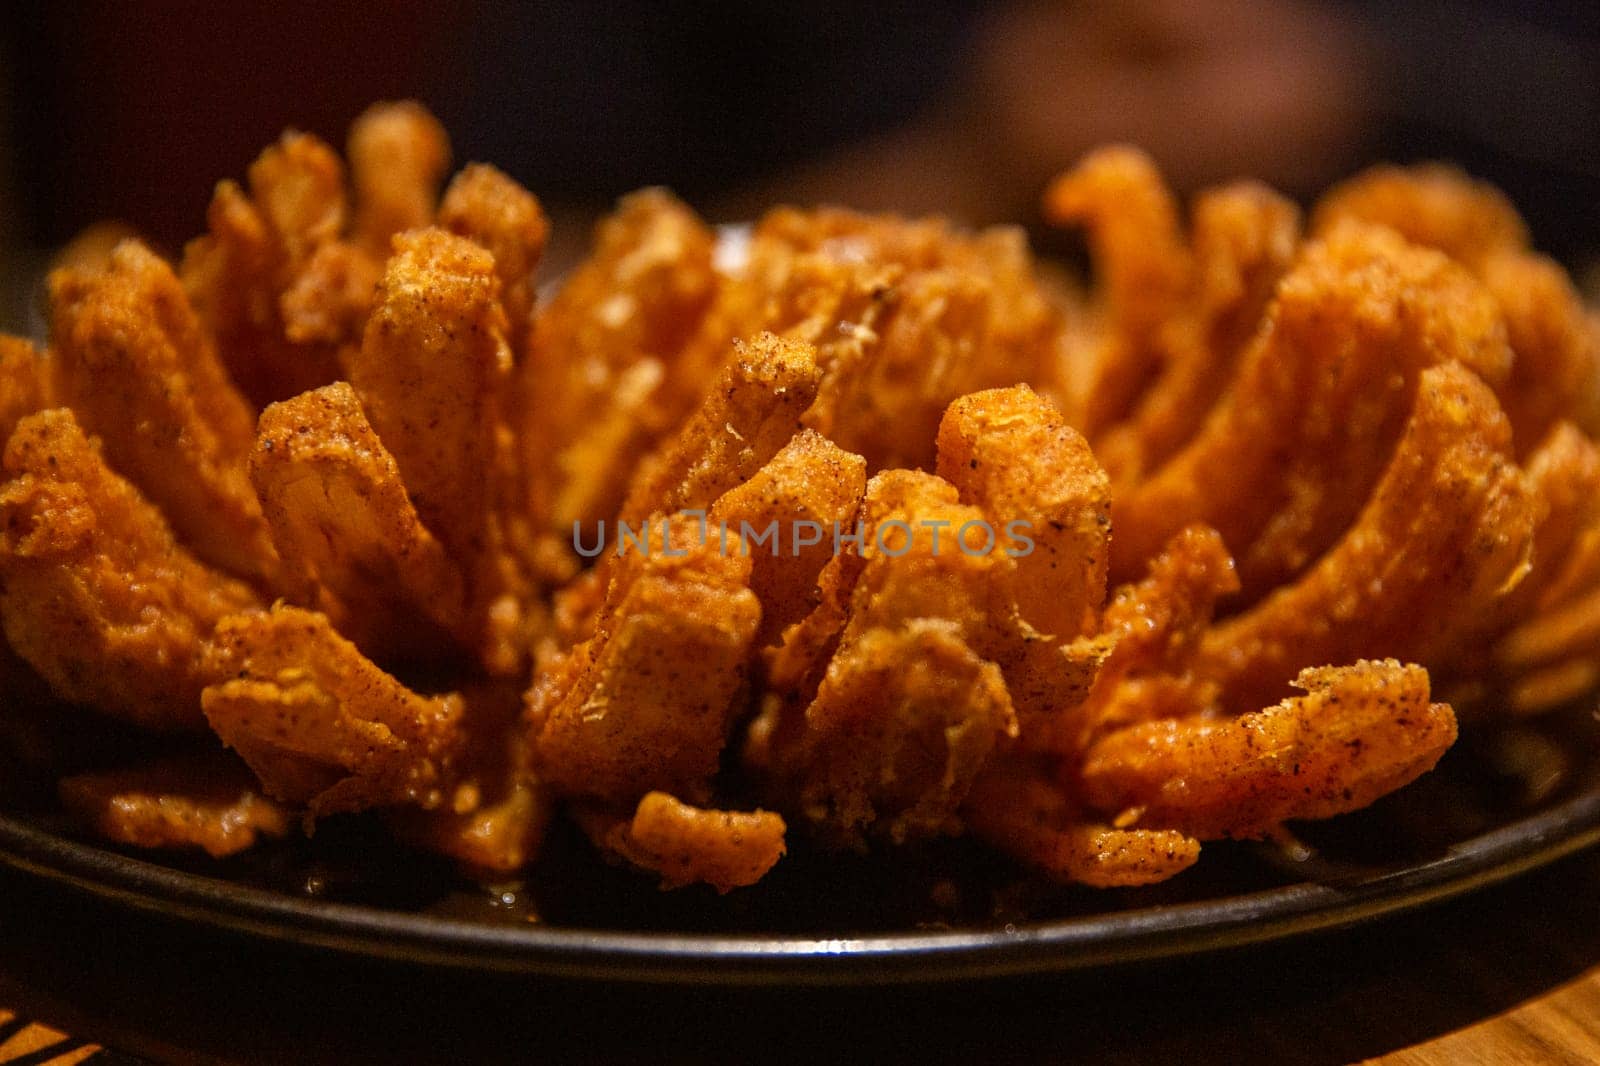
1195 363 1538 711
575 792 787 893
250 383 466 665
49 242 279 584
527 521 761 805
59 752 292 859
201 605 465 818
350 228 529 674
0 410 261 729
347 101 451 254
438 163 549 354
1081 660 1457 840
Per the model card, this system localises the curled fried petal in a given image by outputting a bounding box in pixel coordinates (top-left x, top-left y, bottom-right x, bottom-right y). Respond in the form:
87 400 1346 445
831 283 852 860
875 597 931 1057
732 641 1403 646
58 752 292 859
1110 222 1513 594
1479 251 1600 448
1043 146 1191 435
1081 660 1457 840
1093 182 1301 481
348 101 451 253
964 758 1200 887
1060 526 1238 753
251 383 466 664
791 620 1016 846
1197 363 1538 710
708 428 867 647
527 522 761 804
937 384 1110 639
438 163 549 350
49 242 278 582
619 332 823 523
279 241 381 348
1311 163 1528 268
350 228 527 672
179 132 358 405
0 410 261 729
575 792 787 893
524 189 717 535
202 605 465 818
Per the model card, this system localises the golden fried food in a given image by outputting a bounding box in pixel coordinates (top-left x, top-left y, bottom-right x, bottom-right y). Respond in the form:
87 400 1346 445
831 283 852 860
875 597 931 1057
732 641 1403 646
438 163 549 351
12 105 1600 908
349 228 528 674
1043 146 1192 436
1108 222 1513 596
937 384 1110 640
575 792 787 893
1311 163 1528 270
180 131 359 405
0 336 51 444
347 101 451 254
202 605 464 818
251 383 466 664
619 332 823 524
1089 181 1301 483
58 752 291 859
527 520 760 805
0 410 260 729
389 682 551 876
1081 660 1457 840
522 189 718 540
49 242 280 583
1195 363 1538 710
707 427 867 647
965 757 1201 888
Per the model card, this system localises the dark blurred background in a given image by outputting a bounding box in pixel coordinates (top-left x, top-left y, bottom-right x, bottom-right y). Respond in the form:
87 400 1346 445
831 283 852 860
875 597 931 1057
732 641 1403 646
1 0 1597 332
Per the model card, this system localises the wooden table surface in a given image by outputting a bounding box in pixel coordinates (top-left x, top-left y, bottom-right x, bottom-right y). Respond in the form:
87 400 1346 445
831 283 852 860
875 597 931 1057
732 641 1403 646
2 844 1600 1065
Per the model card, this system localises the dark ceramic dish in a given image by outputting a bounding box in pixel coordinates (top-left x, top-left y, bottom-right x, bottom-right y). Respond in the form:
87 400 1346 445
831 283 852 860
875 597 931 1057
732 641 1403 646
1 703 1597 985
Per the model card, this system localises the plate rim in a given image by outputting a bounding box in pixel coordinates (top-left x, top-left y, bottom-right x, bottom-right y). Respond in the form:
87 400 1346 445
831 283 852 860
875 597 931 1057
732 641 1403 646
3 782 1600 985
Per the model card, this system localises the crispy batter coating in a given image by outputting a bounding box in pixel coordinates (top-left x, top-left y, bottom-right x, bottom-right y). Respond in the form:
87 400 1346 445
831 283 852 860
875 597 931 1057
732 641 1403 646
59 752 292 858
202 605 465 818
0 410 261 729
1092 181 1302 482
1109 222 1513 594
180 132 362 405
1311 163 1528 269
707 428 867 647
964 757 1201 887
1479 250 1600 449
524 189 718 538
752 467 1108 843
527 521 761 804
1081 660 1457 840
575 792 787 893
251 383 466 664
1043 146 1192 436
937 384 1109 640
681 206 1060 473
790 621 1016 845
1060 526 1239 754
438 163 549 351
350 228 528 673
1314 165 1599 448
619 332 823 524
1196 363 1538 710
49 241 279 583
348 101 451 253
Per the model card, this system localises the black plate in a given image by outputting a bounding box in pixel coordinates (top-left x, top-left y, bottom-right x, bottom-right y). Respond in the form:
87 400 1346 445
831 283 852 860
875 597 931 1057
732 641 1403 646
2 705 1599 985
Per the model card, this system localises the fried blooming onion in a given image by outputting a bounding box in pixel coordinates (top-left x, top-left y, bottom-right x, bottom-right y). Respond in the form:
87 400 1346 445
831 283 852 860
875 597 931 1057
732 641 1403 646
1 107 1596 904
